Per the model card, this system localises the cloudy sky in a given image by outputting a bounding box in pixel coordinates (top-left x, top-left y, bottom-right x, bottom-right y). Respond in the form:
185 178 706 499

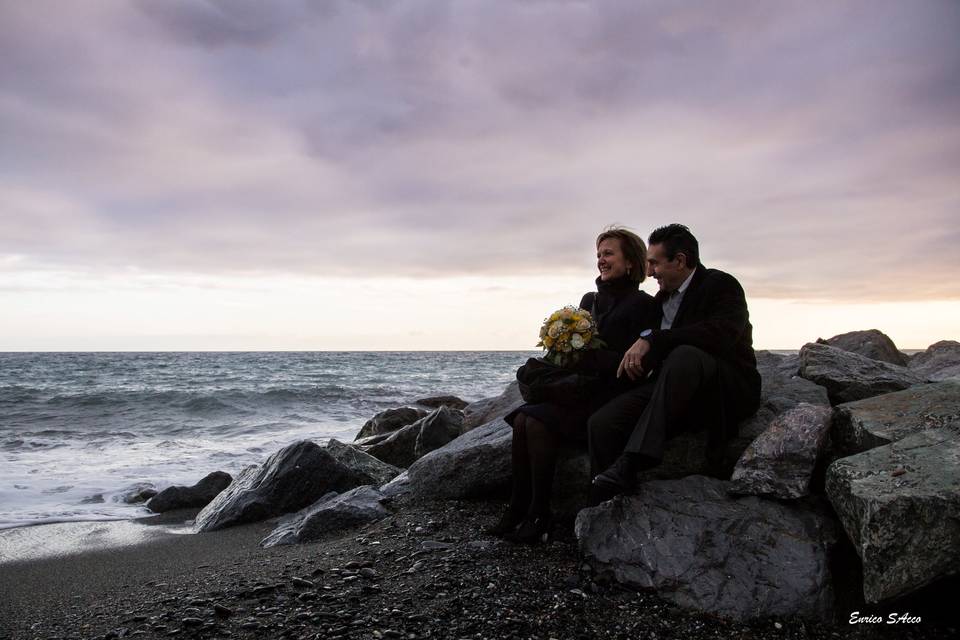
2 0 958 350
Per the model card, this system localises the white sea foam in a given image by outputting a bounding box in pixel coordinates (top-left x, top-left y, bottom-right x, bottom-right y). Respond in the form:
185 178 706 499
0 351 529 529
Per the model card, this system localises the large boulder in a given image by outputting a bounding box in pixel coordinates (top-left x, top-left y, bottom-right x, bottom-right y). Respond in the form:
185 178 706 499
831 380 960 455
816 329 908 366
194 440 367 532
413 395 468 410
355 407 427 440
729 403 832 499
362 406 463 468
798 343 926 405
325 439 401 487
576 476 837 621
400 418 512 499
825 428 960 602
259 485 392 548
908 340 960 381
146 471 232 513
462 381 524 431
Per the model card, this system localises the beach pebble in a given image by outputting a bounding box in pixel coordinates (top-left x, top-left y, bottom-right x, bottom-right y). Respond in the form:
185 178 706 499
212 604 233 618
359 567 378 579
180 617 202 627
292 577 314 588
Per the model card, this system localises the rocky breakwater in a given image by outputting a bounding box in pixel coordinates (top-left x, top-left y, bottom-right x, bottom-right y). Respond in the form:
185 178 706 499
825 379 960 603
174 329 957 626
575 329 958 622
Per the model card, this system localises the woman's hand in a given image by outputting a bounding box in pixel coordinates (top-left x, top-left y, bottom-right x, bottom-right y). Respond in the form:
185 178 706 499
617 338 651 380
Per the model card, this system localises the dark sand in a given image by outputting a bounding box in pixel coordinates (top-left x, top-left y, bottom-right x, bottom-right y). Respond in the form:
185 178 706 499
0 499 954 640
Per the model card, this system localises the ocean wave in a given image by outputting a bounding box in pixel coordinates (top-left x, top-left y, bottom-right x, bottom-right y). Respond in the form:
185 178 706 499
1 438 69 452
34 386 382 413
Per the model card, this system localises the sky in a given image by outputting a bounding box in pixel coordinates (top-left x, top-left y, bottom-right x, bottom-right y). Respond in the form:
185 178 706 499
1 0 958 351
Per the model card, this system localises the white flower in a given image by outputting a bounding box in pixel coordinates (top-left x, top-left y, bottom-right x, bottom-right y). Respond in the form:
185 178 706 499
571 333 585 349
548 321 562 339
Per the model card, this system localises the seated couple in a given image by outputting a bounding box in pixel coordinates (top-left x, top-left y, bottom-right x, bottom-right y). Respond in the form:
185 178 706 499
490 223 761 543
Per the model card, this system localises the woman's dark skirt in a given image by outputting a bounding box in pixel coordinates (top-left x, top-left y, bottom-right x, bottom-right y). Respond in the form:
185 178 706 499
504 385 626 443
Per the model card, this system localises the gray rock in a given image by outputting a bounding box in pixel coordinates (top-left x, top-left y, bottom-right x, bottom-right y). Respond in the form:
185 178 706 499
575 476 837 621
413 395 468 410
259 485 391 548
908 340 960 381
403 418 513 499
116 483 158 504
832 380 960 455
194 440 367 532
825 428 960 602
362 406 463 468
413 406 464 459
380 470 411 498
462 381 524 431
147 472 232 513
324 439 401 487
755 350 801 379
798 342 927 405
729 403 833 499
355 407 428 440
816 329 909 366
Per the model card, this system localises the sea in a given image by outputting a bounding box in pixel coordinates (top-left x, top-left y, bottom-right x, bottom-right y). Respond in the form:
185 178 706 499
0 351 534 530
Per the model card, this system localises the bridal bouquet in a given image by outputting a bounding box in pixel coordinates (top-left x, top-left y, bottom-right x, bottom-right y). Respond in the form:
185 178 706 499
536 306 605 368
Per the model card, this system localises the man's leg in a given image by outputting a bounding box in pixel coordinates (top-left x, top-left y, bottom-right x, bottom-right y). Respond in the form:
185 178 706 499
623 345 719 460
586 383 655 478
593 345 719 493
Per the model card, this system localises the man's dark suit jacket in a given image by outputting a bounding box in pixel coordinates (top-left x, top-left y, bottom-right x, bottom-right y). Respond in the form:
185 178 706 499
642 264 761 443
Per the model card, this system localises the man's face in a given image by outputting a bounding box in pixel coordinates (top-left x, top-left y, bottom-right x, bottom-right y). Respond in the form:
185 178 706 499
646 243 689 293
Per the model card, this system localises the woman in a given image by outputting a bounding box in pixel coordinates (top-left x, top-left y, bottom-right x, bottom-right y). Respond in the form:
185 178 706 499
489 227 659 543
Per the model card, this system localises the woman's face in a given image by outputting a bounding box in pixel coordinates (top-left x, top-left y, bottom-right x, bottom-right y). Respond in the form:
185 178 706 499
597 237 633 281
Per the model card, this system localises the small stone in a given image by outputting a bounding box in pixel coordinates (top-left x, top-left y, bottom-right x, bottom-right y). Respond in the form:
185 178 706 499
359 568 378 579
213 604 233 618
292 577 314 588
181 618 203 627
775 622 783 630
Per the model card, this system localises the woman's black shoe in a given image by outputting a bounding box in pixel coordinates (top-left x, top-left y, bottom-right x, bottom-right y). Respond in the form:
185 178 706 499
485 510 524 537
505 514 553 545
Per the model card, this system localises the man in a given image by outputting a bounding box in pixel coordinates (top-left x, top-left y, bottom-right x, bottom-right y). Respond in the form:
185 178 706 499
588 223 761 495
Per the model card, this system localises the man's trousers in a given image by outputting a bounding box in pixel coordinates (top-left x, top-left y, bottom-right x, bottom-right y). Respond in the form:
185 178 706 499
587 345 721 477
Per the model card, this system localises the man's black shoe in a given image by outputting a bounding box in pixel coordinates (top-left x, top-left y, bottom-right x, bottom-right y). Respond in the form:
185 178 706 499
591 454 641 495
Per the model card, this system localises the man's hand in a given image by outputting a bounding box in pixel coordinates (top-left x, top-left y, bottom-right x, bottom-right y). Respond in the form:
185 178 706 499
617 338 651 381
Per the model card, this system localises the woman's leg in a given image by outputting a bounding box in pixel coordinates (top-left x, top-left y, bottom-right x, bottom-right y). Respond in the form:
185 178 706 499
524 415 558 518
506 412 533 518
487 412 533 535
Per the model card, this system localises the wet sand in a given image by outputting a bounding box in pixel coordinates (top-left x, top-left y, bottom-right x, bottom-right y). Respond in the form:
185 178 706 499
0 511 274 637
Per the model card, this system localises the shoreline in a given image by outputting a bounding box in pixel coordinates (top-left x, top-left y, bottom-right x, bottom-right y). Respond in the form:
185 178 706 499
2 497 956 640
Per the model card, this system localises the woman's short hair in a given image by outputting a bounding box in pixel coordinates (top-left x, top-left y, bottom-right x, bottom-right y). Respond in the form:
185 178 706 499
596 226 647 283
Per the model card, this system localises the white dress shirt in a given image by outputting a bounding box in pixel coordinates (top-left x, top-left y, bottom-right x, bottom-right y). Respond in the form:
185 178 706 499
660 268 696 330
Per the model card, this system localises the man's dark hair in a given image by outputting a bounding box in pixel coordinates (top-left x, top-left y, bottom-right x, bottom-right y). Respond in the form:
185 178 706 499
648 223 699 269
